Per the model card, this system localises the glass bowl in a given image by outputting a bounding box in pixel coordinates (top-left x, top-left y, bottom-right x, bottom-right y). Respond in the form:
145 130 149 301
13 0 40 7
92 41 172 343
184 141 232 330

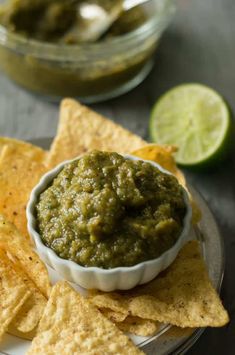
0 0 175 103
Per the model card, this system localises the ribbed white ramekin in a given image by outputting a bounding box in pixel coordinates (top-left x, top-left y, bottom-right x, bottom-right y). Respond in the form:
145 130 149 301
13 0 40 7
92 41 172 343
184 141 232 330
27 154 192 292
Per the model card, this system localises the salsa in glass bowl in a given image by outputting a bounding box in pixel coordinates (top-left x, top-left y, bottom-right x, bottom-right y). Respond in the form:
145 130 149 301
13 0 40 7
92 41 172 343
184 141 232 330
0 0 175 102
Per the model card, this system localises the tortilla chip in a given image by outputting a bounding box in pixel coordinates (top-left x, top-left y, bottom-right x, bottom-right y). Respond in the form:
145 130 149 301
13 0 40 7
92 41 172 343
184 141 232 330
191 199 202 225
89 290 129 317
89 241 229 328
100 308 128 323
0 249 31 341
8 256 47 333
27 281 143 355
116 316 160 336
47 99 147 167
0 143 47 238
0 215 51 298
162 326 195 339
0 137 47 158
10 292 45 334
92 302 159 336
128 241 229 327
7 327 36 341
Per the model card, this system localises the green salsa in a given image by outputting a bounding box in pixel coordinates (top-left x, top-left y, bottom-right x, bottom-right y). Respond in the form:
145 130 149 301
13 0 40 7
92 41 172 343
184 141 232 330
36 151 186 269
0 0 146 43
0 0 152 99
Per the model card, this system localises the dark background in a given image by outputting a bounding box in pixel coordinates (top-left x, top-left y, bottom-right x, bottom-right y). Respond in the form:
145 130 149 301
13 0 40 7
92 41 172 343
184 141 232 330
0 0 234 354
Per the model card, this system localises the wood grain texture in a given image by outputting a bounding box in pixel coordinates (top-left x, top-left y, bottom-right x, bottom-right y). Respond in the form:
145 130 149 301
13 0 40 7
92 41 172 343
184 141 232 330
0 0 234 354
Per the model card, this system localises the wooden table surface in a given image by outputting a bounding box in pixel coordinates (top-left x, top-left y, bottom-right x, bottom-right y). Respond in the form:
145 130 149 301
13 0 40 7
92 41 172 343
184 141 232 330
0 0 234 354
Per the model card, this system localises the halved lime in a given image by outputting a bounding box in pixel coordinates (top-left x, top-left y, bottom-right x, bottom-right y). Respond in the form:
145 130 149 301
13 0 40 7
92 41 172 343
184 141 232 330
149 83 231 166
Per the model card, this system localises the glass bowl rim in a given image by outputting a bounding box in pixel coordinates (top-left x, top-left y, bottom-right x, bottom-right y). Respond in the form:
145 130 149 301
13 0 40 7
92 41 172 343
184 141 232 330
0 0 175 60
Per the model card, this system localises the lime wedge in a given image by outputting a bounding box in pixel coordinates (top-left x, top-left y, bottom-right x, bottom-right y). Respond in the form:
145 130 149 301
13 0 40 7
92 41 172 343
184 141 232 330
149 83 231 166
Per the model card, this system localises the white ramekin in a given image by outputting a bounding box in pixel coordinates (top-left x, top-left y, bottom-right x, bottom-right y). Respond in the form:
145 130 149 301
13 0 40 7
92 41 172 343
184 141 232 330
27 154 192 292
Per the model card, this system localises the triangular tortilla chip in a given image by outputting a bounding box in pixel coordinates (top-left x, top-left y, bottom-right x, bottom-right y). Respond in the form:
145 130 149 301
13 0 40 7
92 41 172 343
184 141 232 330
89 241 229 328
0 143 47 238
27 281 143 355
0 137 47 158
100 309 127 323
162 325 195 339
47 99 147 167
0 249 31 341
7 326 36 341
116 316 160 336
0 215 51 298
8 256 47 333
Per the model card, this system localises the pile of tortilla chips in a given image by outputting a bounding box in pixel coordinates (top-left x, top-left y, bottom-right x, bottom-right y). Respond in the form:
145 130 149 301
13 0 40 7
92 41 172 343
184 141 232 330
0 99 229 354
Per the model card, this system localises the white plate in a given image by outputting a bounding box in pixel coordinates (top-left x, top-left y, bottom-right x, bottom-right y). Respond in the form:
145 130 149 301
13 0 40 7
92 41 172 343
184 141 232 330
0 138 225 355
